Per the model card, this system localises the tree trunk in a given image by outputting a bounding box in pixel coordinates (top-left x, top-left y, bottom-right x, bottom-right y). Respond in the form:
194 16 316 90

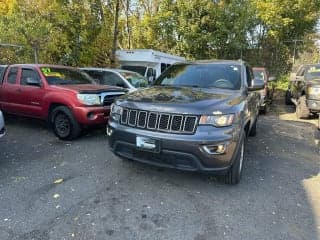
111 0 120 67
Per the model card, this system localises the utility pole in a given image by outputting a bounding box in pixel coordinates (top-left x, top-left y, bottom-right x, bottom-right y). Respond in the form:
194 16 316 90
284 39 303 64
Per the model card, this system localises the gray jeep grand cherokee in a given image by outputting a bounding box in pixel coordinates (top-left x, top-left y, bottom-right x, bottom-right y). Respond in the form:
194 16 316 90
107 60 264 184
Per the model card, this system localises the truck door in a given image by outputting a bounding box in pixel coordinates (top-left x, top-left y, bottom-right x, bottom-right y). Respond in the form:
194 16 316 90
0 66 21 114
17 67 46 118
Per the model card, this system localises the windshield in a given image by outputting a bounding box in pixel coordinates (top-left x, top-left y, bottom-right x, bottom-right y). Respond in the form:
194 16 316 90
121 66 147 76
41 67 94 85
119 71 148 88
305 65 320 81
154 63 242 90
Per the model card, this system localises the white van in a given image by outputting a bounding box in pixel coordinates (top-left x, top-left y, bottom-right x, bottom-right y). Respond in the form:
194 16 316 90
116 49 185 82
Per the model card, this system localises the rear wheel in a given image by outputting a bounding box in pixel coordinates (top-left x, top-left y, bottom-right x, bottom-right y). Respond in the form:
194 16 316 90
296 95 310 119
51 106 82 140
224 134 245 185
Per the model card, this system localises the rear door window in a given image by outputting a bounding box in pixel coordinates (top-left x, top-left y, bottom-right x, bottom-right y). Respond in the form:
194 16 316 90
7 67 18 84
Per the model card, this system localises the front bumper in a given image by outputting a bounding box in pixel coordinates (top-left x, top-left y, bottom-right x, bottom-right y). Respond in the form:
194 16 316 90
73 106 110 125
107 121 242 173
307 99 320 112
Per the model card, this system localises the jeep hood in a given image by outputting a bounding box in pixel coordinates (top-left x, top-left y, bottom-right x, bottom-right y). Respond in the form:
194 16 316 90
116 86 243 114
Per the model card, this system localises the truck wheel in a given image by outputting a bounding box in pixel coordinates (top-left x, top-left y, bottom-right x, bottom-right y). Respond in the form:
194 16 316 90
51 106 82 140
259 105 267 115
285 90 292 105
224 134 245 185
249 118 257 136
296 95 310 119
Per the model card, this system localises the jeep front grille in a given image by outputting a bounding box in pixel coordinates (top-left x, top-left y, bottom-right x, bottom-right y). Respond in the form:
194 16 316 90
120 108 198 134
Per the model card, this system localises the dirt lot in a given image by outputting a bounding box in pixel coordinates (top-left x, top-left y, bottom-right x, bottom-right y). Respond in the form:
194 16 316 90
0 103 319 240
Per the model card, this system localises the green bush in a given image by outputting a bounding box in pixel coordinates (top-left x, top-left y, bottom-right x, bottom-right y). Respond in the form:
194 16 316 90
274 74 289 91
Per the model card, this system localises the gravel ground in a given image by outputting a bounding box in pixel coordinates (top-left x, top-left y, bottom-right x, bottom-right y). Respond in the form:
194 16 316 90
0 106 319 240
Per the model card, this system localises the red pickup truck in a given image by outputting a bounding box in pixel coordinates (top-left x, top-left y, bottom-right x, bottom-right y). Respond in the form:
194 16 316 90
0 64 125 140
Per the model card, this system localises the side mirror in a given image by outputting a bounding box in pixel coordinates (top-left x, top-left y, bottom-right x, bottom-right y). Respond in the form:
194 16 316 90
290 73 297 81
268 76 276 81
26 77 41 87
248 78 264 91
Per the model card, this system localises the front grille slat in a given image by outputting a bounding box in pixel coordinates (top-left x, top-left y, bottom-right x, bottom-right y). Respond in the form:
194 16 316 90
147 112 158 129
137 111 147 128
128 110 137 126
120 108 198 134
158 114 170 131
183 116 197 133
171 115 183 132
121 109 128 124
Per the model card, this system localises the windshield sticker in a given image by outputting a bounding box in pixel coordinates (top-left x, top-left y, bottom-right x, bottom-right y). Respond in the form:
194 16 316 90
46 72 63 78
41 67 51 76
41 68 64 78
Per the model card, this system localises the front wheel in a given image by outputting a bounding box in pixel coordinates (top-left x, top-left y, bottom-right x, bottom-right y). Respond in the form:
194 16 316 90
51 106 82 140
296 95 310 119
224 134 245 185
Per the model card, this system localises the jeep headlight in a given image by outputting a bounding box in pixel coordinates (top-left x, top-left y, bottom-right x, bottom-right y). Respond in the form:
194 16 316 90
199 114 235 127
110 103 123 121
77 94 100 105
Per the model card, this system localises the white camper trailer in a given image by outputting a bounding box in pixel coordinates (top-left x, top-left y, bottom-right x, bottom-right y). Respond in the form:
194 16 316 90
116 49 185 82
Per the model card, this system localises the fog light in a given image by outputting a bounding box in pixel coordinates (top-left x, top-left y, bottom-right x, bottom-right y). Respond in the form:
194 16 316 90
202 144 226 155
106 126 113 136
87 112 95 120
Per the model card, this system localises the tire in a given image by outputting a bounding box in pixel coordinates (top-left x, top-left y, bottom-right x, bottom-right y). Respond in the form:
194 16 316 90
51 106 82 140
259 105 267 115
285 90 293 105
249 117 257 136
296 95 310 119
224 134 245 185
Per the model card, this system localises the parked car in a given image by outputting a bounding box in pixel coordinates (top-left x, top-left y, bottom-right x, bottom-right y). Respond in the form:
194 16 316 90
81 68 148 92
252 67 276 114
107 60 264 184
0 64 126 140
285 64 320 119
0 110 5 138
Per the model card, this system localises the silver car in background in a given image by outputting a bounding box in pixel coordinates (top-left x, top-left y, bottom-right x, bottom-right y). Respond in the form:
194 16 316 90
80 68 148 92
0 110 5 138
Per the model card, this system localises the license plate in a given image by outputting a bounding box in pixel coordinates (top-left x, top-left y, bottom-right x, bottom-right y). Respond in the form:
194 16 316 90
136 136 158 151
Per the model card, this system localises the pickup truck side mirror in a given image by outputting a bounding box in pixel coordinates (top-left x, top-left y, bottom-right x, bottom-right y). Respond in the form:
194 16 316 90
268 76 276 82
290 73 297 81
26 77 41 87
248 78 264 91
